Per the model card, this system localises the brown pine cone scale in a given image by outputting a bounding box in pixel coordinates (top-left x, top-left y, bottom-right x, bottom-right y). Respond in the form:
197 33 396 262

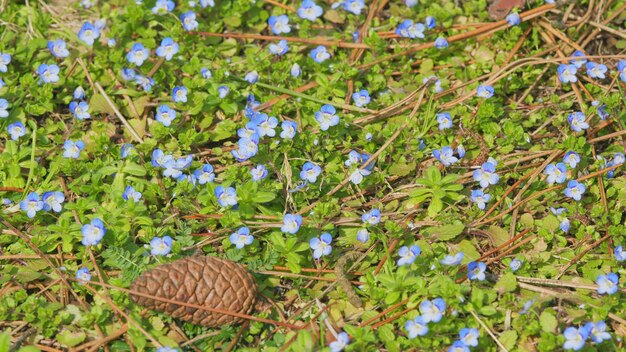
130 256 258 327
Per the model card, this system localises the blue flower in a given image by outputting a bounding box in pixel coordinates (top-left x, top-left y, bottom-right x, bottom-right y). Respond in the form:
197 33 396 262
596 273 618 295
470 189 491 210
69 101 90 120
506 12 521 26
404 0 417 7
405 316 429 338
74 86 86 100
434 36 449 49
433 146 458 166
356 229 369 243
290 63 301 77
76 267 91 284
231 137 258 161
7 122 26 141
310 46 330 63
563 325 591 351
155 105 177 126
230 227 254 249
127 43 149 66
395 20 425 39
251 164 268 181
315 104 339 130
193 164 215 184
456 144 465 158
156 37 179 61
618 60 626 82
350 168 371 185
476 84 494 98
440 252 464 266
569 50 587 68
585 321 611 343
269 40 289 55
361 208 381 225
425 16 436 29
122 186 142 202
520 299 536 314
557 64 578 83
120 144 134 158
473 161 499 188
20 192 43 218
281 213 303 234
448 341 470 352
560 218 570 233
63 140 85 159
244 71 259 84
268 15 291 34
121 68 136 81
201 67 212 79
156 348 178 352
215 186 238 207
298 0 323 21
78 22 100 46
81 218 106 246
107 38 116 47
397 245 421 266
300 162 322 183
345 150 361 167
0 52 11 72
180 11 199 31
38 64 60 83
48 39 70 58
467 261 486 281
42 191 65 212
586 62 607 79
563 151 580 168
150 236 173 256
152 0 175 14
459 327 479 347
509 258 522 271
218 85 230 98
340 0 365 15
564 180 586 201
329 332 349 352
592 100 609 120
544 162 567 184
251 113 278 137
567 111 589 132
280 120 297 139
420 298 446 323
134 75 155 92
310 233 333 259
172 86 188 103
200 0 214 7
352 90 370 107
614 245 626 261
0 99 9 118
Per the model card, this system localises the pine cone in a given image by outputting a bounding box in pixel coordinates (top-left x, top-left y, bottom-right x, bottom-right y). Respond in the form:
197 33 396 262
130 256 258 327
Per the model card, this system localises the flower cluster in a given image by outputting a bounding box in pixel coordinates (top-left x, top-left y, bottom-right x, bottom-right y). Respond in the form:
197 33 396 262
405 298 447 338
20 191 65 218
151 149 193 181
563 321 611 350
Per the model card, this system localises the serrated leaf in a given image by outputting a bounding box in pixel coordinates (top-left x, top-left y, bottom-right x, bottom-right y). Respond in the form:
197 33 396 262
539 310 558 333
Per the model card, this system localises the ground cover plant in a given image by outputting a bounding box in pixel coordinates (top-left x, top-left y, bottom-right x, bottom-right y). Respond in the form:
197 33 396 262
1 0 626 350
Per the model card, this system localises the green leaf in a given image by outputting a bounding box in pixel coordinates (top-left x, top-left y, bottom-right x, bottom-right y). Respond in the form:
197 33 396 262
388 161 416 177
494 273 517 293
422 222 465 241
539 310 558 333
56 330 86 347
499 330 518 351
251 191 276 203
425 166 442 183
